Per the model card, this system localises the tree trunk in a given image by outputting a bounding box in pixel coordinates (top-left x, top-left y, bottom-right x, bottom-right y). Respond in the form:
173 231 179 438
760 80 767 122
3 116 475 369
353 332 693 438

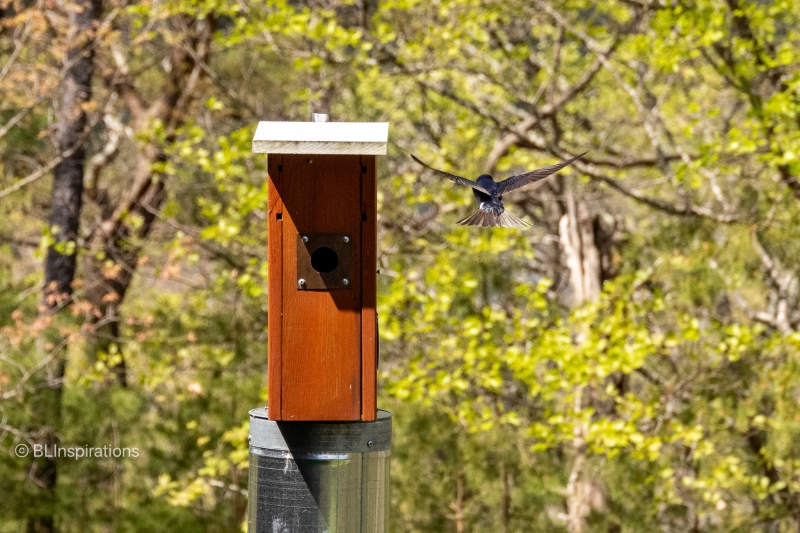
566 452 589 533
44 0 101 307
558 183 601 307
558 180 606 533
502 465 512 533
32 2 101 532
452 466 466 533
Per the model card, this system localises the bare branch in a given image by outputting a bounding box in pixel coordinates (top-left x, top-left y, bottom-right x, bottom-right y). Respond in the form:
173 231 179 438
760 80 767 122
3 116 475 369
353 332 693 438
0 147 78 201
0 14 31 83
576 160 739 223
110 43 146 125
85 113 129 193
750 230 795 294
178 43 258 115
738 231 800 335
0 106 34 141
483 116 541 173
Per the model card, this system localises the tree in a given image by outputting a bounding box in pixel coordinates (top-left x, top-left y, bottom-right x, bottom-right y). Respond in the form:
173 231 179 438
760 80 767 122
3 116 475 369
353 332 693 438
35 1 102 531
81 8 215 386
2 0 800 532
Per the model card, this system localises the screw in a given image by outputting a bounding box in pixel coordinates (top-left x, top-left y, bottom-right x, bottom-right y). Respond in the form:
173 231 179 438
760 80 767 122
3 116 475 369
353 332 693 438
367 440 374 448
298 279 306 287
343 236 350 243
342 278 349 286
302 235 308 243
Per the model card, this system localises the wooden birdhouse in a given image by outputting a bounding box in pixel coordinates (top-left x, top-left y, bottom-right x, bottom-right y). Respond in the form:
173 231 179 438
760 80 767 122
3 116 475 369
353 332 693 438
253 119 388 422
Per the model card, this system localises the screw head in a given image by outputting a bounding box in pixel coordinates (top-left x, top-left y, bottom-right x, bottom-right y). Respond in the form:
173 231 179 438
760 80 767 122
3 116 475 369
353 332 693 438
302 235 309 243
367 440 374 448
298 278 306 287
342 278 349 286
343 236 350 243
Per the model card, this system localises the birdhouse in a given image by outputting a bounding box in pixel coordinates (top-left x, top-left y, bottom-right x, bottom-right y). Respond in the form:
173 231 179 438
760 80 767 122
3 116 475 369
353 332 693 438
253 119 388 422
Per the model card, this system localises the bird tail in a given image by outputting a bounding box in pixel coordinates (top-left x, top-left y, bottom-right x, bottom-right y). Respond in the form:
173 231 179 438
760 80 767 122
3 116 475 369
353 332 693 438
456 209 531 228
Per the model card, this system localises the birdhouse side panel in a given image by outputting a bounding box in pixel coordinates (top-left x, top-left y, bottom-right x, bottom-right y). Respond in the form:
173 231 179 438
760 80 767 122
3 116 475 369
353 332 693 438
360 155 377 421
267 155 283 417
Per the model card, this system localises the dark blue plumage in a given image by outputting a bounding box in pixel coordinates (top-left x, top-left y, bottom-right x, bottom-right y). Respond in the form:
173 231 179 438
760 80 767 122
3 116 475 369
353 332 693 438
411 152 587 228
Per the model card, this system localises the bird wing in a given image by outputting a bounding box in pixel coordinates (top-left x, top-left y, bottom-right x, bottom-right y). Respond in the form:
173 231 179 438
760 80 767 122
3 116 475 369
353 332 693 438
410 154 492 195
494 151 588 195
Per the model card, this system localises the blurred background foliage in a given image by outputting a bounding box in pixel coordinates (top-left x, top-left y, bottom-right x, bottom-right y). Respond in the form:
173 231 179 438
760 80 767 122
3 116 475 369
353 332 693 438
1 0 800 531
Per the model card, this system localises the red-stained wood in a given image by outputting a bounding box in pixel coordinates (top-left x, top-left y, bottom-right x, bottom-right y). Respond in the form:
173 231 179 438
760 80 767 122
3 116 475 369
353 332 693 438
360 155 378 421
279 154 363 420
266 152 380 421
267 155 283 419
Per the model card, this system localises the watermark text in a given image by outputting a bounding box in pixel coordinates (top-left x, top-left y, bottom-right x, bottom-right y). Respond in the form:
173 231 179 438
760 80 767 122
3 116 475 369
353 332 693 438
14 444 139 460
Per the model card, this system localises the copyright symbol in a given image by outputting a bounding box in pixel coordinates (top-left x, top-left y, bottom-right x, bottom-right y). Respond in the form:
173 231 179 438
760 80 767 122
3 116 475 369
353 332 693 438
14 444 29 457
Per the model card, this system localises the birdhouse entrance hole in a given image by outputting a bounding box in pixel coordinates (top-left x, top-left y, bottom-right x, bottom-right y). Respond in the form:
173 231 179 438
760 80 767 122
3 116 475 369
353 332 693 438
311 247 338 273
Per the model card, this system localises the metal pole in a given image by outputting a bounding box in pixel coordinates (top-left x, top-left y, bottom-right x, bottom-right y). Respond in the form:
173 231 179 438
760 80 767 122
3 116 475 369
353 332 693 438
247 408 392 533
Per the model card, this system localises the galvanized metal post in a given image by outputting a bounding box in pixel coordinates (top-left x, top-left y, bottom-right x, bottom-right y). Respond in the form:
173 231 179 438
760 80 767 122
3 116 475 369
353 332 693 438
248 408 392 532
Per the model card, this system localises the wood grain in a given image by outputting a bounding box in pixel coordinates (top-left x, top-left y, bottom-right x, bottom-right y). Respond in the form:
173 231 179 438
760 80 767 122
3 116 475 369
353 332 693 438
360 155 378 421
279 154 362 420
267 155 283 419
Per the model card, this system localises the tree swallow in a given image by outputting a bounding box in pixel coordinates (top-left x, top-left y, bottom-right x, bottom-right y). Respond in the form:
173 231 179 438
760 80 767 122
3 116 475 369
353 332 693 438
411 152 587 228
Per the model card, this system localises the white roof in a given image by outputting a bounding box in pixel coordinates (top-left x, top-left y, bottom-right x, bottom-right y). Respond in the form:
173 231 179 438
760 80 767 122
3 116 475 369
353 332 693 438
252 121 389 155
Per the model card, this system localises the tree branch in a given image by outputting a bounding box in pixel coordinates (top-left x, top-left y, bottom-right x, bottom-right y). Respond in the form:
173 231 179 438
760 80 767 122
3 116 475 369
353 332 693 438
577 160 739 223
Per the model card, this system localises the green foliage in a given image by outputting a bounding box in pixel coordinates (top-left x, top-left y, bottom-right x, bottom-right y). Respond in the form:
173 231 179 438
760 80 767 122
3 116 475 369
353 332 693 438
2 0 800 532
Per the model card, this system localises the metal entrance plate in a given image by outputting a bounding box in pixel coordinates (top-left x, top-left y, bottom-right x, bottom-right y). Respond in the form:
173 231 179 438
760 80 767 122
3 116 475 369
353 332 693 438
296 233 354 290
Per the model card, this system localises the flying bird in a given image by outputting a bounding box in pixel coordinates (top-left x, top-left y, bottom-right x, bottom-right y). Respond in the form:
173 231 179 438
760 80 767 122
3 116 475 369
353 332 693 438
411 152 587 228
